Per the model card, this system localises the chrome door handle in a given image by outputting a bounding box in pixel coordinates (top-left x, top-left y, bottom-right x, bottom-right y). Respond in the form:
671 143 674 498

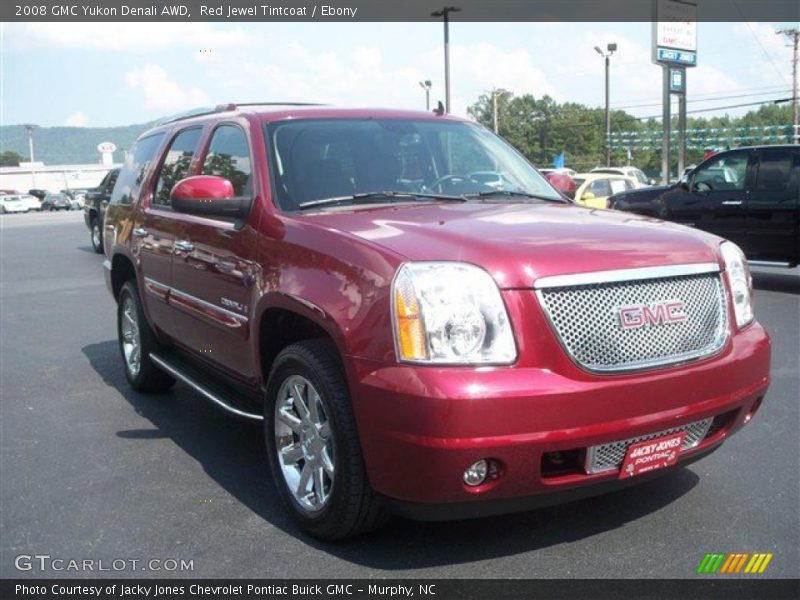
173 240 195 252
132 227 148 237
721 200 743 206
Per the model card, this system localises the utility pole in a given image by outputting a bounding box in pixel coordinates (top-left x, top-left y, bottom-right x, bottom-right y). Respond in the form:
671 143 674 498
777 28 799 144
492 88 498 133
23 124 38 188
431 6 460 114
595 43 617 166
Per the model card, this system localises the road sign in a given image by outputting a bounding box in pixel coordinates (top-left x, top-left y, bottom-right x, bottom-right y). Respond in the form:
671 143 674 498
669 68 686 93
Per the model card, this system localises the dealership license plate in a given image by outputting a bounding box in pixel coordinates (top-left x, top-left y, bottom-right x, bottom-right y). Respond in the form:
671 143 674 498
619 431 686 479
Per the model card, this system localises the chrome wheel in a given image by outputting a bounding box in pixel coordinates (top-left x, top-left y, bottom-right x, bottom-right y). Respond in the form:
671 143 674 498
91 223 101 249
120 296 141 377
274 375 334 512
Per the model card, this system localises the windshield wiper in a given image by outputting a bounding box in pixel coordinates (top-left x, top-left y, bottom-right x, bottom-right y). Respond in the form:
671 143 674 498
465 190 567 203
298 191 466 209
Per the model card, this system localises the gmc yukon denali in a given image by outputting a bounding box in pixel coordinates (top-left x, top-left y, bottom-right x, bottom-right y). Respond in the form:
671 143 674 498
103 104 771 540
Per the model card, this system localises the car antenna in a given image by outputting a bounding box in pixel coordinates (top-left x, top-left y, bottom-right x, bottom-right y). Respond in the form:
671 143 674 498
433 101 445 116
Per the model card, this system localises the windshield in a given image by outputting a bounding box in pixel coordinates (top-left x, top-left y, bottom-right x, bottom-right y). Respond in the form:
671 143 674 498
265 118 562 210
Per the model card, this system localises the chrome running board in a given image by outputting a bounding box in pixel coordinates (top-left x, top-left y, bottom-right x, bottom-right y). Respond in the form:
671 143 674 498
149 353 263 421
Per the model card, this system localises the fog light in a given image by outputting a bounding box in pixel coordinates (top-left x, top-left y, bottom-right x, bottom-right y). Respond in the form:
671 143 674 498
463 459 489 486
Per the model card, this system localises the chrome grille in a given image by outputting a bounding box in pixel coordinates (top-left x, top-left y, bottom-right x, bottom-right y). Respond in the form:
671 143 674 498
536 270 728 372
585 417 713 473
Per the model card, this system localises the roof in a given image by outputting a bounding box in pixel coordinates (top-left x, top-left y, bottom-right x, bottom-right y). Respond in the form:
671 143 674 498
143 103 470 136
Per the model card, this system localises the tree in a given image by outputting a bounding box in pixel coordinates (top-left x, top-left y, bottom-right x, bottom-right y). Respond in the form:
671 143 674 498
0 151 24 167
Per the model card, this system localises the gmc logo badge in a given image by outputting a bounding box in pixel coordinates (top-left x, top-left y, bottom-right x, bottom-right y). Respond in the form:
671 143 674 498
618 300 687 330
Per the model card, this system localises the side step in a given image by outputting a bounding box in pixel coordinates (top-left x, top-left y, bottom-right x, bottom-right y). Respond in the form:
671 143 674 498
748 260 795 268
149 352 263 421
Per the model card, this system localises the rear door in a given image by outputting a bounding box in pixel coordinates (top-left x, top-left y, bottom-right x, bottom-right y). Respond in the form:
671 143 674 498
745 147 799 264
169 121 261 382
667 150 752 246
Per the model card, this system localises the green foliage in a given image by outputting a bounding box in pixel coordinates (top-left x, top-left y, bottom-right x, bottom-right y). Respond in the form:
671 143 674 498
0 151 24 166
467 91 795 177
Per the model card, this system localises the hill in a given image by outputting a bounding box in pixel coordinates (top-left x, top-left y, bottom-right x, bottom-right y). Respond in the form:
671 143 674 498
0 122 155 165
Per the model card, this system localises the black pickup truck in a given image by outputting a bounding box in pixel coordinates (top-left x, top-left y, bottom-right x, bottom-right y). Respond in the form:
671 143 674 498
83 168 120 253
609 145 799 268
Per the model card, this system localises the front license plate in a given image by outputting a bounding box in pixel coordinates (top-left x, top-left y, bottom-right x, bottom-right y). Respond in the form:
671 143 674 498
619 431 686 479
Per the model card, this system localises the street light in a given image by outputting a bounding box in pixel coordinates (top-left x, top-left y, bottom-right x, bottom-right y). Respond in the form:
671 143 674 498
431 6 461 114
419 80 432 111
23 124 38 188
594 42 617 167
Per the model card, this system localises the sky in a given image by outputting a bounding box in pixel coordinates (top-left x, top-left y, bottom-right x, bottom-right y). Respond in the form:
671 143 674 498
1 20 796 128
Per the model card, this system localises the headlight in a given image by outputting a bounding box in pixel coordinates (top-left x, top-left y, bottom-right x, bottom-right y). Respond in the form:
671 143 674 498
392 262 517 364
720 241 753 328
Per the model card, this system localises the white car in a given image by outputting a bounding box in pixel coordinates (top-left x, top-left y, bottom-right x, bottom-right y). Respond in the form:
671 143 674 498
17 194 42 211
0 195 29 214
591 166 652 188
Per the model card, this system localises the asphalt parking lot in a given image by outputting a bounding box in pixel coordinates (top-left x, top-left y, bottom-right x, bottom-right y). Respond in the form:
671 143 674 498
1 211 798 579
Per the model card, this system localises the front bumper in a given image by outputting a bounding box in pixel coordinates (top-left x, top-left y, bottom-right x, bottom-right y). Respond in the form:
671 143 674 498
348 319 770 515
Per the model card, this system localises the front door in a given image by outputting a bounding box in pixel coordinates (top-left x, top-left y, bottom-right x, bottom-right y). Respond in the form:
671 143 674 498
170 121 260 382
667 150 753 248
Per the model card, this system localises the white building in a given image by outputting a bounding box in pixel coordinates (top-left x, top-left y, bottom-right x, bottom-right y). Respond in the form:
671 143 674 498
0 163 120 193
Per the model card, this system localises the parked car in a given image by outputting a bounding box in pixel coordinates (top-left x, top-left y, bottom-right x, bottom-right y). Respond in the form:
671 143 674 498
1 194 41 212
572 173 636 209
0 194 28 214
41 193 71 211
27 189 48 201
591 166 652 188
84 168 120 253
104 103 770 540
609 145 800 267
545 171 577 199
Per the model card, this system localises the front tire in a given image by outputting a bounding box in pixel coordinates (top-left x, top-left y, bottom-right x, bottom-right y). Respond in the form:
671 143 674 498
264 340 386 540
117 281 175 393
90 219 103 253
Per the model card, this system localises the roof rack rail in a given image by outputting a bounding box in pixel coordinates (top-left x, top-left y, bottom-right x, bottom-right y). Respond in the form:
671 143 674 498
155 102 325 126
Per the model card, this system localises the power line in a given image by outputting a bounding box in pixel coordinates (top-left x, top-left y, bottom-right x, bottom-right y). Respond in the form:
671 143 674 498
613 88 792 110
639 97 792 121
731 2 790 85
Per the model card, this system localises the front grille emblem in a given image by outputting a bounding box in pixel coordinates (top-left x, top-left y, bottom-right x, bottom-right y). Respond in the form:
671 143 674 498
618 299 687 330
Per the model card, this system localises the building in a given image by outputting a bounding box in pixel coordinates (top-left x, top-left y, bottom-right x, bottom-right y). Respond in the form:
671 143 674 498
0 163 119 193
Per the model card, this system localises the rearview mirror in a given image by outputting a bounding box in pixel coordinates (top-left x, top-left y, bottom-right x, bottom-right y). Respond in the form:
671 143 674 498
170 175 251 219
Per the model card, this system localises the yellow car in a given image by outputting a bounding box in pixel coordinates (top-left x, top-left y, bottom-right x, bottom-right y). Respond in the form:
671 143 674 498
572 173 637 209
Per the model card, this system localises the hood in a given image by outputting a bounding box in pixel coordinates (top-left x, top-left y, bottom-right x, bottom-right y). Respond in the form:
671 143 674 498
301 202 723 289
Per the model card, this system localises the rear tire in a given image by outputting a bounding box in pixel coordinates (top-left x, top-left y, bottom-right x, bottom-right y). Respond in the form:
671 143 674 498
264 339 386 540
90 218 103 254
117 280 175 393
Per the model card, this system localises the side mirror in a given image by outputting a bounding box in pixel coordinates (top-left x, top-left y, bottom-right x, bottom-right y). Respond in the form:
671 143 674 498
581 191 595 201
679 179 690 190
648 178 656 185
170 175 251 218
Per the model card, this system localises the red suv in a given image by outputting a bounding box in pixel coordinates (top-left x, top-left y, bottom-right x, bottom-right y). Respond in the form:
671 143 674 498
104 103 770 540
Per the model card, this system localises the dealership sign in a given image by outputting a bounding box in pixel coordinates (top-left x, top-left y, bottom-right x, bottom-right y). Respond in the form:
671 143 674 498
652 0 697 67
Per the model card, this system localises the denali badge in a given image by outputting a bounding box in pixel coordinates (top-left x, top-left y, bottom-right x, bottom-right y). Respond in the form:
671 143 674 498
618 300 687 330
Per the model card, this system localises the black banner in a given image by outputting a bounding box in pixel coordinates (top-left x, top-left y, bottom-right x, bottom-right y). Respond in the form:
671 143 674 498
3 579 800 600
3 0 799 22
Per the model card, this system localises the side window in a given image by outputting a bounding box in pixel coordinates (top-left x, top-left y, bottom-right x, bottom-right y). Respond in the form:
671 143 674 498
153 128 203 207
755 151 793 191
587 179 612 197
104 170 119 194
693 153 748 191
609 179 630 195
110 134 165 205
201 125 252 196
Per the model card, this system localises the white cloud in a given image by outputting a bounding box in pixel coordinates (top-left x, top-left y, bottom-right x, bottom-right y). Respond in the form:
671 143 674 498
11 22 249 51
125 65 209 111
64 112 89 127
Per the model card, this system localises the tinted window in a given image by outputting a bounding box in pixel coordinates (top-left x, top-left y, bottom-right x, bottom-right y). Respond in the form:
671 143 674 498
756 151 793 191
201 125 252 196
693 153 748 191
267 119 561 210
110 134 165 205
153 128 202 207
103 170 119 194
